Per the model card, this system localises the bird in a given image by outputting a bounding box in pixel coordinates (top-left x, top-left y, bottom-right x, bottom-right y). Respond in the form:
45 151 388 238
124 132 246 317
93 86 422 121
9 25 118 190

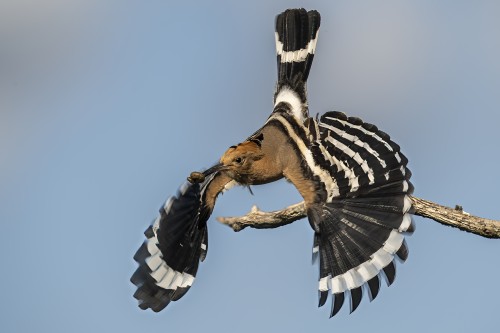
131 8 414 318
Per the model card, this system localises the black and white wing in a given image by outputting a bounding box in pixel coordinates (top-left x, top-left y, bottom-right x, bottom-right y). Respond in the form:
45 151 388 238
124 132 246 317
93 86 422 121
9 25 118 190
307 111 414 316
131 170 229 312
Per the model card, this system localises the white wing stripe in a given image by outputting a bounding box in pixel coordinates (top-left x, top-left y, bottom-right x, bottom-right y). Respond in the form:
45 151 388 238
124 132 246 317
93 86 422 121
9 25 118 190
145 222 197 290
319 276 329 291
324 136 376 187
146 236 160 256
322 229 405 294
323 116 394 152
399 214 413 232
331 275 347 294
320 122 388 169
146 251 163 271
383 230 404 254
150 262 170 282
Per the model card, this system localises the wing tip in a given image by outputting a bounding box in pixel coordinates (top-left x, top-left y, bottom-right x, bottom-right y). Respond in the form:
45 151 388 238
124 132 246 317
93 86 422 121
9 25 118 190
330 293 345 318
349 287 363 314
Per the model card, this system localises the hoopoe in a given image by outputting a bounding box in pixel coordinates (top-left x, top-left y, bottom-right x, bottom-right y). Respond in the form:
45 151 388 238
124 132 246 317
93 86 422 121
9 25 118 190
131 8 414 317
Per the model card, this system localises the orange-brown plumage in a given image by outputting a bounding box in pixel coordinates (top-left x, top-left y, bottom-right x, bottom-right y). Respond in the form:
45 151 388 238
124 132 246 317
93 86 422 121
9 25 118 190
220 141 263 166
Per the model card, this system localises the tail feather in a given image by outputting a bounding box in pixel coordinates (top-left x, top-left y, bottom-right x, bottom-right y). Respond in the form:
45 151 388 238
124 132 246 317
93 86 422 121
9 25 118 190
274 8 320 118
275 9 320 86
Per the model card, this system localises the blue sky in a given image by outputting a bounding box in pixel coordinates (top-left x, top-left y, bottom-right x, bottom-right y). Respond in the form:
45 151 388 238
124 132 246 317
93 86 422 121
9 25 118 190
1 1 499 332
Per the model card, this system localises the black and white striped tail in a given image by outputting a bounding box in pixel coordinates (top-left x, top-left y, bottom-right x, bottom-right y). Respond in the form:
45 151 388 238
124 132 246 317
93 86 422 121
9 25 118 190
131 181 210 312
308 111 414 317
274 9 320 120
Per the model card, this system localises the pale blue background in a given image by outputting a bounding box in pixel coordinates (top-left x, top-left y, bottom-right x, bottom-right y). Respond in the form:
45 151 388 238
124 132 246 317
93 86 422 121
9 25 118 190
1 1 499 332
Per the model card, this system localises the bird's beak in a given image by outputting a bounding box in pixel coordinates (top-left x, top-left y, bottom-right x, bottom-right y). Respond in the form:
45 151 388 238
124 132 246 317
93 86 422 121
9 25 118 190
203 163 223 176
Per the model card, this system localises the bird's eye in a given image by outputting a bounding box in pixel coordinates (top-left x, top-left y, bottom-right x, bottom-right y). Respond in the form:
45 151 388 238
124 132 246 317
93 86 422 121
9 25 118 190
234 157 243 164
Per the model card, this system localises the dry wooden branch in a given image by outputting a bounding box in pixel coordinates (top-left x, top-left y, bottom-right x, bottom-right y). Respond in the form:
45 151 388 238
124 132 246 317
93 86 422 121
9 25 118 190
217 195 500 238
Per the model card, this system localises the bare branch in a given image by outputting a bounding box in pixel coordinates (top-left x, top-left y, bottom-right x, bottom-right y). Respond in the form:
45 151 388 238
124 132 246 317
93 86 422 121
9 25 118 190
410 196 500 238
217 202 306 232
217 195 500 238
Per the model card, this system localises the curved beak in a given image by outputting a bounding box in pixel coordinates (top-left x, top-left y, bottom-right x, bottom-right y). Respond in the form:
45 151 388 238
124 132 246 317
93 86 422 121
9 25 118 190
203 162 223 177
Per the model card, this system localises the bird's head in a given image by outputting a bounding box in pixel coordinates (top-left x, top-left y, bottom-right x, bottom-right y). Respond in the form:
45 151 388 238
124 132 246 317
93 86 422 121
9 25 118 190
219 141 264 183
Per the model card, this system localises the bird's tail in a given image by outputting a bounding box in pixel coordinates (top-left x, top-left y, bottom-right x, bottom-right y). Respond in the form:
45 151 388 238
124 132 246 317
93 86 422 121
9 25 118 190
274 8 320 105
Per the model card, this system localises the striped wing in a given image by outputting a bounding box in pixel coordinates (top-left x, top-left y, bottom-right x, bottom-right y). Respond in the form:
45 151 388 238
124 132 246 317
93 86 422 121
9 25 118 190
309 111 412 200
131 171 224 312
307 111 414 316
